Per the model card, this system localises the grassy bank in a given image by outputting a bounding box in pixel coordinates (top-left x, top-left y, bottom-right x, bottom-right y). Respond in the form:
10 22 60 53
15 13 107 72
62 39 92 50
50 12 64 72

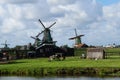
0 57 120 77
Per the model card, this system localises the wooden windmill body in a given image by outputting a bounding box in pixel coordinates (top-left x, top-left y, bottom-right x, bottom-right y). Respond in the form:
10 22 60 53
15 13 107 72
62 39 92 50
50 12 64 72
69 29 87 48
38 19 56 44
31 19 56 48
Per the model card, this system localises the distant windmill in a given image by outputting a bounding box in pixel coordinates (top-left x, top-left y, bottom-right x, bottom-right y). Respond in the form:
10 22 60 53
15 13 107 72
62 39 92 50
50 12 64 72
30 32 42 48
69 29 84 45
38 19 56 44
1 40 10 49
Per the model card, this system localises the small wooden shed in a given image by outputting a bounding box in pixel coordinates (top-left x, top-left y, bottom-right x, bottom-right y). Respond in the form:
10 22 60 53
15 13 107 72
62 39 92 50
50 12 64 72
86 48 105 59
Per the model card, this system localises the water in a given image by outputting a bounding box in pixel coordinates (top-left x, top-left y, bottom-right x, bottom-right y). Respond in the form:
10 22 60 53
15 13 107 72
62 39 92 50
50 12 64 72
0 76 120 80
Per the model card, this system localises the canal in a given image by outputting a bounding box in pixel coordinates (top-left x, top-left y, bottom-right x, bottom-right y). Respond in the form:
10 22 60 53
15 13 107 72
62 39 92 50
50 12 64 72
0 76 120 80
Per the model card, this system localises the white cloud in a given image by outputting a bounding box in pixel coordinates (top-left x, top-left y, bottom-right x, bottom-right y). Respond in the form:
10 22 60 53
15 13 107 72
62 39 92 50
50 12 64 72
0 6 5 17
50 0 102 28
1 18 25 33
103 3 120 20
83 2 120 46
7 5 22 19
0 0 120 47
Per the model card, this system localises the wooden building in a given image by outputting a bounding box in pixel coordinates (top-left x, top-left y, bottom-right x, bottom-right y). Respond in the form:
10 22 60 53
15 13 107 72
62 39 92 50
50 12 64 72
86 48 105 59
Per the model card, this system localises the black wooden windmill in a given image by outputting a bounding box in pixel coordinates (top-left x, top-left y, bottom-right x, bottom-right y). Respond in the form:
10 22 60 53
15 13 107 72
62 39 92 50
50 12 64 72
38 19 56 45
1 40 10 49
69 29 84 45
31 19 57 57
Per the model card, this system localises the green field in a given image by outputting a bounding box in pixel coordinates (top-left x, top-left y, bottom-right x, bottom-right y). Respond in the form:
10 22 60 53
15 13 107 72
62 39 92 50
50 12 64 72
0 56 120 76
0 48 120 76
0 56 120 68
105 48 120 53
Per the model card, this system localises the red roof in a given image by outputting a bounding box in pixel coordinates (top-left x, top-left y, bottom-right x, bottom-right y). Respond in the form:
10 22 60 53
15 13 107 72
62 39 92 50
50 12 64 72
75 44 88 48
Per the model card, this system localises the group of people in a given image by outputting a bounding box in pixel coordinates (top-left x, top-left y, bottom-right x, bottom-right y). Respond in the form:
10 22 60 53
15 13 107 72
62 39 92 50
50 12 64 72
49 53 65 61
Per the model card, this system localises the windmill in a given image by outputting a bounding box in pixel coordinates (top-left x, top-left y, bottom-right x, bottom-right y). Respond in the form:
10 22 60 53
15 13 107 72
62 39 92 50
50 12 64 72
33 19 58 57
30 32 42 48
1 40 10 49
69 29 87 48
69 29 84 45
38 19 56 44
28 19 74 57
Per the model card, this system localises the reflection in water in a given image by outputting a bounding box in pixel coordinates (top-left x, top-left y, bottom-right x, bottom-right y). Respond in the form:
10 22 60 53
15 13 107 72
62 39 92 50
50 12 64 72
0 76 120 80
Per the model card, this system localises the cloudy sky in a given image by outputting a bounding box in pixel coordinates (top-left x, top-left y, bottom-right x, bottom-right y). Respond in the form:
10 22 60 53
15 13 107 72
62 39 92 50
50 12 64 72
0 0 120 47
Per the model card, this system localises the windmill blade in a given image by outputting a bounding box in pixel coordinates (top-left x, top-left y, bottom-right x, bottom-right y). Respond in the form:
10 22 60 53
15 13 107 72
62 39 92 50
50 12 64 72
74 29 77 36
77 35 84 37
36 31 44 37
69 37 77 40
69 35 84 40
6 44 10 45
30 36 36 40
5 40 7 44
48 22 56 29
1 44 5 45
38 19 46 29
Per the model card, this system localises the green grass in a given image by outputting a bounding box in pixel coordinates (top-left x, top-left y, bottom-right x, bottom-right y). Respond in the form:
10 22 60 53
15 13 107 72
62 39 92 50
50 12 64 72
74 48 87 56
105 48 120 53
1 56 120 69
0 57 120 76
